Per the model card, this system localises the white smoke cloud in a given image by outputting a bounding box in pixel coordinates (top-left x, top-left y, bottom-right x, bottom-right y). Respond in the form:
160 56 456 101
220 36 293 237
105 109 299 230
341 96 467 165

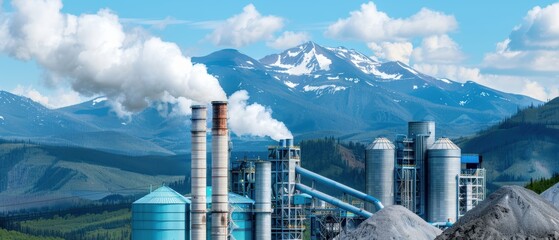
0 0 294 141
0 0 226 117
228 90 292 141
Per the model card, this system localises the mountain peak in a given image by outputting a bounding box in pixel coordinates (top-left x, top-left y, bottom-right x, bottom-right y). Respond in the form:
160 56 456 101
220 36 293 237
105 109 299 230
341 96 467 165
259 41 333 76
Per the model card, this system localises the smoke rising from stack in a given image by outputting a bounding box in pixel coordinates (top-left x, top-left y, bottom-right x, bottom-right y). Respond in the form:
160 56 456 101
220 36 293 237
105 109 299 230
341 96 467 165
0 0 226 117
0 0 293 140
228 90 293 141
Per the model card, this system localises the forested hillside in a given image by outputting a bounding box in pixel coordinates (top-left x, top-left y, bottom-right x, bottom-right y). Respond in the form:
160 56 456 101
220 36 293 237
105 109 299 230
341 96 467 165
458 98 559 192
300 137 367 195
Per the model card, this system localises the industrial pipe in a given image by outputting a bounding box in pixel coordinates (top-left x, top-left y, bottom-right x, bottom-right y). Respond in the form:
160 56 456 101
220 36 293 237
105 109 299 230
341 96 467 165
295 184 373 218
190 105 207 240
211 101 229 240
295 166 384 211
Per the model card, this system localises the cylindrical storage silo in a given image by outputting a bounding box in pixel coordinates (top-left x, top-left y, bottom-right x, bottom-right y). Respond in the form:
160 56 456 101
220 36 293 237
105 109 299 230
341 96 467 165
211 101 229 240
190 105 207 240
132 186 190 240
255 161 272 240
408 121 436 146
365 138 395 212
427 138 461 223
409 121 435 217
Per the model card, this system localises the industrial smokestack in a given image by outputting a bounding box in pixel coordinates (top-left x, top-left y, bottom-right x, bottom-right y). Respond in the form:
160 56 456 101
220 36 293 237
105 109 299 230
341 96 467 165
190 105 207 240
211 101 229 240
255 161 272 240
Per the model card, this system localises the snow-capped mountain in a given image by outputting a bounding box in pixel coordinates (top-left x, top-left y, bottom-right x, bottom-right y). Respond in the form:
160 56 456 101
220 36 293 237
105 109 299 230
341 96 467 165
0 42 540 154
196 41 538 139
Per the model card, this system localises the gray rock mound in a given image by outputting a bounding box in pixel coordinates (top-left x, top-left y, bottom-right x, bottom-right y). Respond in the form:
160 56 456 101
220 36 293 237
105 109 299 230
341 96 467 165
437 185 559 240
541 182 559 210
337 205 442 240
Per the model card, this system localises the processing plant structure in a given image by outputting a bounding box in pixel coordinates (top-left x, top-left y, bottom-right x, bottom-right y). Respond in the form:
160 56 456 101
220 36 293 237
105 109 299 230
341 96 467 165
130 101 485 240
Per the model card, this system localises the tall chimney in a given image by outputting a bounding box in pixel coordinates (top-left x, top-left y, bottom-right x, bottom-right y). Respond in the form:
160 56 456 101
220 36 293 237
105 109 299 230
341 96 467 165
211 101 229 240
190 105 207 240
255 161 272 240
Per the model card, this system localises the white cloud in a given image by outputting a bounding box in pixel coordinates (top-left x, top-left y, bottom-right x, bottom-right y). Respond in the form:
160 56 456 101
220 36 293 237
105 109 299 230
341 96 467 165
228 90 292 141
411 35 464 64
368 41 413 64
207 4 283 47
0 0 225 117
508 3 559 50
121 16 189 30
267 31 310 50
483 3 559 72
12 85 85 108
325 2 456 42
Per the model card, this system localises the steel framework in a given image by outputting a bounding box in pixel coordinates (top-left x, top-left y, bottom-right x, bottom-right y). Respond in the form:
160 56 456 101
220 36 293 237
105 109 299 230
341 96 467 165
268 143 304 240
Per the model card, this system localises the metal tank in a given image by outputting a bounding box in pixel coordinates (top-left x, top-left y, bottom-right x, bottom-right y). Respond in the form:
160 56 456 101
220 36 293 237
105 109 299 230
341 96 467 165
365 137 395 212
211 101 229 240
427 138 461 223
190 105 207 240
408 121 435 218
132 186 190 240
408 121 436 146
255 161 272 240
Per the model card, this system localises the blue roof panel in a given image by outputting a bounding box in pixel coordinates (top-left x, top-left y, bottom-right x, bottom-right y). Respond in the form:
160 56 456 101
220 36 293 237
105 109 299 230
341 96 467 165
133 186 190 204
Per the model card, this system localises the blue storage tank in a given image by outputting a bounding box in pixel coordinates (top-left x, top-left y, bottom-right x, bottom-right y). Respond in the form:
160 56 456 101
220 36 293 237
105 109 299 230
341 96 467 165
201 187 255 240
132 186 191 240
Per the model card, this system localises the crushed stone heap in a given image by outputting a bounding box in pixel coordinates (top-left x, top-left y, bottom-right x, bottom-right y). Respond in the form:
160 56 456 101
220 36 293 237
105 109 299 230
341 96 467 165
337 205 442 240
541 182 559 210
437 185 559 240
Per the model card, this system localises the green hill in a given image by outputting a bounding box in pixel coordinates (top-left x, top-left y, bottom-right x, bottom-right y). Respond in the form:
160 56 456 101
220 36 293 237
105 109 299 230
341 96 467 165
457 98 559 192
0 140 187 212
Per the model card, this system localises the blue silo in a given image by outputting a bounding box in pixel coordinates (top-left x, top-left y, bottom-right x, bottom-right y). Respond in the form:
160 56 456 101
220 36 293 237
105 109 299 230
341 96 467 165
132 186 191 240
202 187 255 240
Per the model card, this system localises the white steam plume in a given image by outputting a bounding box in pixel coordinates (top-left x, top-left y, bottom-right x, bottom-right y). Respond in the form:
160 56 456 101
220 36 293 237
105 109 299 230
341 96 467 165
228 90 293 141
0 0 225 117
0 0 293 141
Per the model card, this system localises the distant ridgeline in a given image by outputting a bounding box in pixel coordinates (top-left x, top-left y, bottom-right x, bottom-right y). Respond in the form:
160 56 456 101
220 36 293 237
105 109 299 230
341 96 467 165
459 97 559 192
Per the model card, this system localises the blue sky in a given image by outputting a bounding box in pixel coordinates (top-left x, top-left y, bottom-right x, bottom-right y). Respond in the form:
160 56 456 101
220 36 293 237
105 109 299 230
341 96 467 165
1 0 559 108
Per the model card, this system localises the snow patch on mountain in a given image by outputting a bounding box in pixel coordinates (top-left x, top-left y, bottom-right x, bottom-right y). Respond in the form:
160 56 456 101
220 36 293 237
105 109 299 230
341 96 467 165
265 43 332 76
303 85 347 95
398 62 418 75
327 46 401 80
92 97 107 106
0 116 4 120
284 81 299 88
439 78 452 84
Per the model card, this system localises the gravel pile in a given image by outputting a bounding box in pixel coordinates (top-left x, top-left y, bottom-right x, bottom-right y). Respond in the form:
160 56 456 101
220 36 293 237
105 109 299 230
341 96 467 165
437 185 559 240
541 182 559 210
337 205 442 240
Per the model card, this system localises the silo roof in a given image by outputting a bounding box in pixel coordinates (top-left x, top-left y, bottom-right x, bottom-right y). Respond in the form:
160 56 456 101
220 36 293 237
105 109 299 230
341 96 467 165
133 186 191 204
366 137 395 150
429 138 460 150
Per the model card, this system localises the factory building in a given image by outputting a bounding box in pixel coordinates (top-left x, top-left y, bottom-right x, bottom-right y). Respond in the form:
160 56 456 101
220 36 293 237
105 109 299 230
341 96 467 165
373 121 486 223
131 101 485 239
